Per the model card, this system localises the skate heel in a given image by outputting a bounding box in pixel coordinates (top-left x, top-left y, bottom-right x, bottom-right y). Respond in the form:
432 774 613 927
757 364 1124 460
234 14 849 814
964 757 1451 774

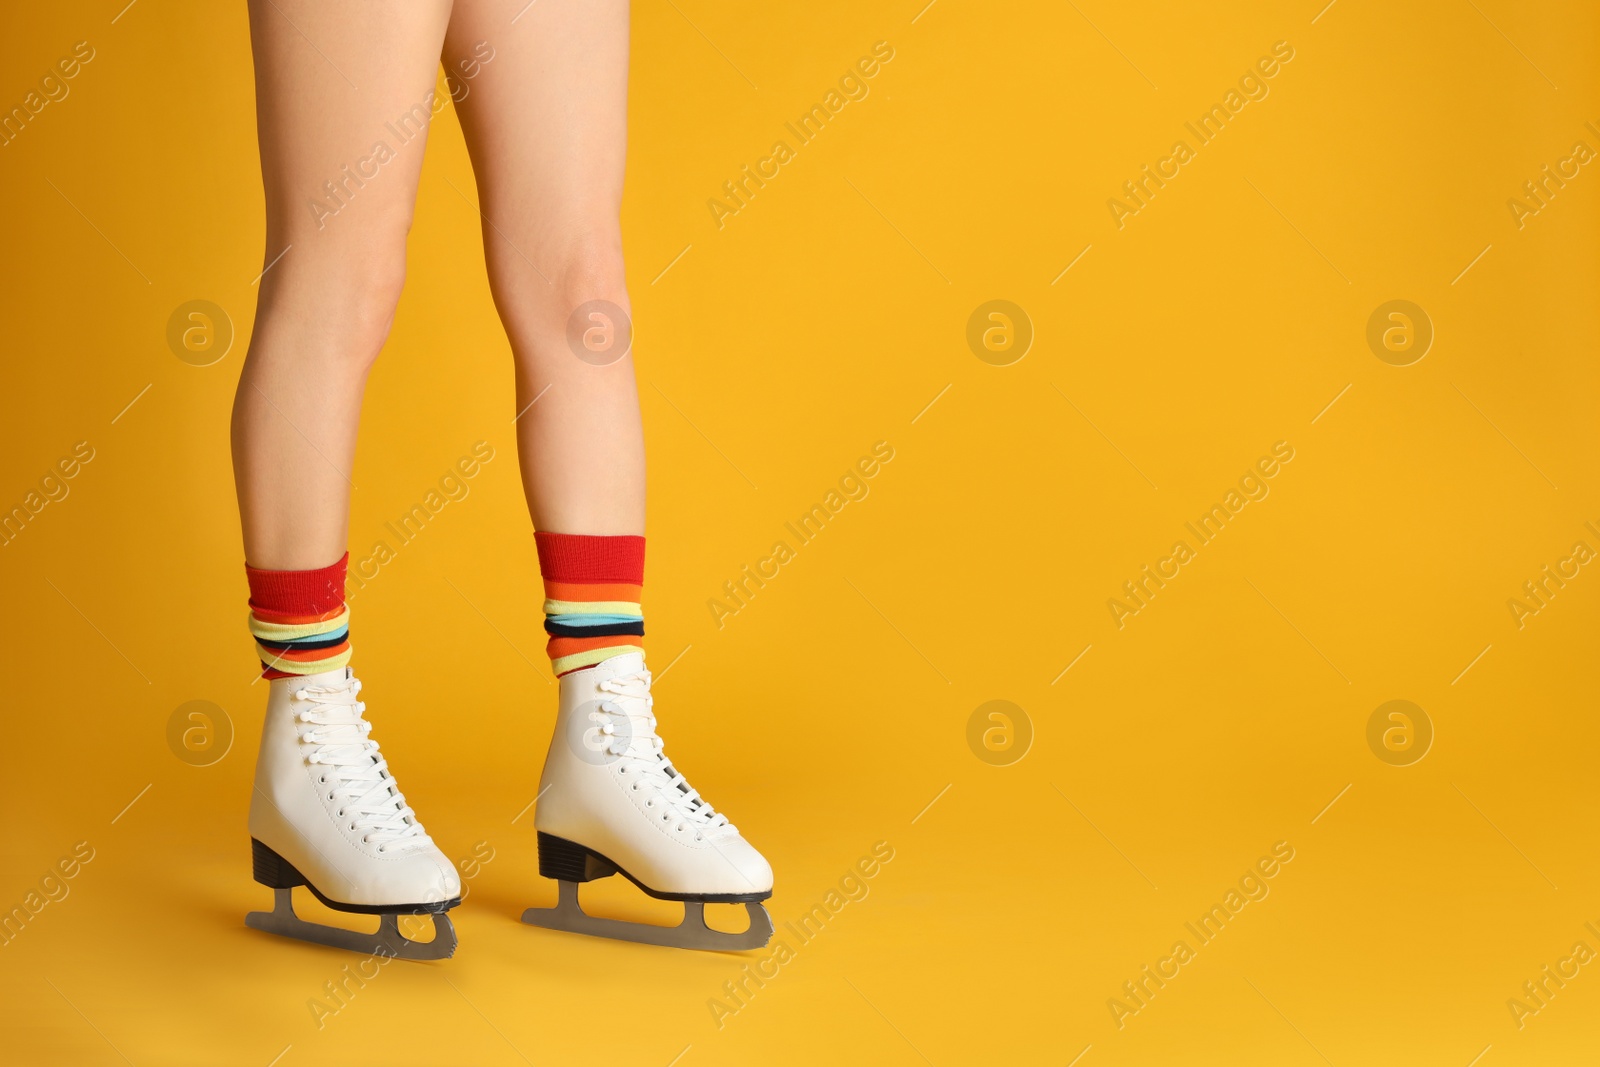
537 832 617 883
251 838 307 889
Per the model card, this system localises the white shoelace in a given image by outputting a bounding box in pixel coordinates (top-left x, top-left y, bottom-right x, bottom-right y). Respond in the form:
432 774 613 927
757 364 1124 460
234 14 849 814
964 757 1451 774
292 676 428 851
592 668 738 842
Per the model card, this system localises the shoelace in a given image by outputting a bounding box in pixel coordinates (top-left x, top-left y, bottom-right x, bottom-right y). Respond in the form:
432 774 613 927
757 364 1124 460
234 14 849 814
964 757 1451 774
292 676 428 851
593 669 738 842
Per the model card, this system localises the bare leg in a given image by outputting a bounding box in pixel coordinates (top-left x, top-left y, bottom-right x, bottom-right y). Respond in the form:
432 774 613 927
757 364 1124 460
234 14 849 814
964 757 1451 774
233 0 456 568
235 0 466 958
448 2 776 949
444 0 644 536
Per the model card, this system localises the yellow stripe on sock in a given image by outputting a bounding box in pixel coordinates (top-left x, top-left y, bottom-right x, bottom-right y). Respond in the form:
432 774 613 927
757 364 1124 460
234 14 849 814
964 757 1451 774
257 644 353 676
551 644 643 675
542 599 641 617
249 608 351 641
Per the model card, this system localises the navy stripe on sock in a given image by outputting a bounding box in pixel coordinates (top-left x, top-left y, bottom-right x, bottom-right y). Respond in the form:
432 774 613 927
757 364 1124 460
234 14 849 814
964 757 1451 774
256 633 352 653
543 620 646 639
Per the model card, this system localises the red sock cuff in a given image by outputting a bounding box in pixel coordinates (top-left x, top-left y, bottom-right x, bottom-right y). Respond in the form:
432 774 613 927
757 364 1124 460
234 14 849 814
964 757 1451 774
534 533 645 584
245 553 349 618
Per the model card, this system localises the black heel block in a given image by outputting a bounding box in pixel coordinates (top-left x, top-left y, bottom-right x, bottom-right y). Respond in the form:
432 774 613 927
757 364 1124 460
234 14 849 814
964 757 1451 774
537 832 617 883
251 838 307 889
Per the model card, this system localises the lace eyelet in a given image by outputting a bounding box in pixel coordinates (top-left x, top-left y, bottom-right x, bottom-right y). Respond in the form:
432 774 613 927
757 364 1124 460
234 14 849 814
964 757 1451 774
644 799 653 808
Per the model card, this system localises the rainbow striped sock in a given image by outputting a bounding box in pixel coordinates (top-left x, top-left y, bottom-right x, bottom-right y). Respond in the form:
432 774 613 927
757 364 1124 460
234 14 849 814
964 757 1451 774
535 532 645 676
245 554 352 678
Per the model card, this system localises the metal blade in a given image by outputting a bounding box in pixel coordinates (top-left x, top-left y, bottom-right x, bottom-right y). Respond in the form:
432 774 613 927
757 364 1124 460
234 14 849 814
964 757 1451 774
521 880 773 952
247 888 457 960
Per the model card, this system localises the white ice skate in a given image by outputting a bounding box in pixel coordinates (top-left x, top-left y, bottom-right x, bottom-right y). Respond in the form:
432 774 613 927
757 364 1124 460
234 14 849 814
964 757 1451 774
521 653 774 951
246 668 461 959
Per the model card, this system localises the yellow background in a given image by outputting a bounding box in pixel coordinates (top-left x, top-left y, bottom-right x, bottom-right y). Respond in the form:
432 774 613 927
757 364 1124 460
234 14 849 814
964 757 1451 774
2 0 1597 1063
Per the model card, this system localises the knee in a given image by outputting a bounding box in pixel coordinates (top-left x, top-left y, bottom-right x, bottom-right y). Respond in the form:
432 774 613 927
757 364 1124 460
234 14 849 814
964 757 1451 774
563 245 631 368
339 257 408 368
549 241 632 370
551 239 629 316
495 235 632 366
259 241 408 375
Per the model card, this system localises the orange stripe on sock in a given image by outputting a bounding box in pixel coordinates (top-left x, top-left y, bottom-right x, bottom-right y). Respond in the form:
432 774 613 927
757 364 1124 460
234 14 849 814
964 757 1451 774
542 580 642 603
263 640 351 662
249 606 349 625
545 633 640 659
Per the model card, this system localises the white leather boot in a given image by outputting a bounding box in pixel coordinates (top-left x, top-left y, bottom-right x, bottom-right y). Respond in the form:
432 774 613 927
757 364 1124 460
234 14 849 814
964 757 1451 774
522 652 773 950
245 668 461 959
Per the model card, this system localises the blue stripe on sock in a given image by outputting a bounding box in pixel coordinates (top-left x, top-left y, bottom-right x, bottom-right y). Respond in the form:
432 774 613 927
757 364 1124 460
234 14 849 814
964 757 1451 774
277 625 349 645
545 614 642 627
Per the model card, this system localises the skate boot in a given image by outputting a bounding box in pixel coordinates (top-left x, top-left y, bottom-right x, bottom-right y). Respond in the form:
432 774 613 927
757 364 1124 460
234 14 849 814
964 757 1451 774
521 653 774 951
246 668 461 959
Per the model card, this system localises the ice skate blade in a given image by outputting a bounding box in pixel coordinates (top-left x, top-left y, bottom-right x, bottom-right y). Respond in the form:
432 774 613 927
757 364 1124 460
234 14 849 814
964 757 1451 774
246 888 457 960
521 880 773 952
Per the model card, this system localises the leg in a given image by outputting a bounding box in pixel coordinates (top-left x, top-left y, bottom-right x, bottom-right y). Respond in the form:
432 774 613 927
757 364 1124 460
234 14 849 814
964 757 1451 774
233 0 456 568
446 0 773 951
443 0 643 536
235 0 462 957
